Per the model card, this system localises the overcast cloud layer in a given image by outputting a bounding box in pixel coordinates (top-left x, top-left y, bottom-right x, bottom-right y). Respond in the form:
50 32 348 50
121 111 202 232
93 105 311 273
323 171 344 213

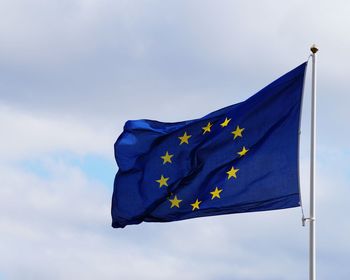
0 1 349 279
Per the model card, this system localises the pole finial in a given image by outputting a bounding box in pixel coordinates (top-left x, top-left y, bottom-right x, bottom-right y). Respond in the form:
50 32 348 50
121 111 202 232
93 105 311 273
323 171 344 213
310 44 319 54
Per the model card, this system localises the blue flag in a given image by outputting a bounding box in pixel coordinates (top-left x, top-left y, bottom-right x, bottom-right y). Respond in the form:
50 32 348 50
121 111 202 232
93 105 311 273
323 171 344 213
112 62 307 228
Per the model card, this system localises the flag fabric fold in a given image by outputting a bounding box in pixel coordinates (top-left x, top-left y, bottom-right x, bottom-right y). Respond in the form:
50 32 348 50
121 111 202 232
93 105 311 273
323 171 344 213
112 62 307 228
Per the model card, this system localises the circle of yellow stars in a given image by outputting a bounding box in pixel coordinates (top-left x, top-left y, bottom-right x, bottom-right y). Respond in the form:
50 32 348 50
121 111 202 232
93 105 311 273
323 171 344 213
154 116 249 211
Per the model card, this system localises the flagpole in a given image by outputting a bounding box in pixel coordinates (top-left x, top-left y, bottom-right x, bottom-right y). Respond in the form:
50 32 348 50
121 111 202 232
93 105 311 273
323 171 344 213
309 44 318 280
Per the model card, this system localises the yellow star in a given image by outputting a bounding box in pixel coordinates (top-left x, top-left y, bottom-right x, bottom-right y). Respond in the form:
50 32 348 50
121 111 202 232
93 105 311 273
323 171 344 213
232 125 245 139
191 199 202 211
156 175 169 188
169 195 182 208
237 146 249 157
210 187 223 200
202 122 213 134
227 166 239 179
178 132 192 145
220 117 231 127
161 151 173 164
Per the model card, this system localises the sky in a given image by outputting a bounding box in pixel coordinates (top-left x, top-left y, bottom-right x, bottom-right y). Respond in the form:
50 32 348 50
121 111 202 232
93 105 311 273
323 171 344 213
0 0 349 279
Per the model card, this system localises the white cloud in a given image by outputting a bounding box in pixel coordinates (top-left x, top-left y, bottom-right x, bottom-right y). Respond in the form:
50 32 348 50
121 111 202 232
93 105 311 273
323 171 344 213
1 153 349 279
0 104 118 160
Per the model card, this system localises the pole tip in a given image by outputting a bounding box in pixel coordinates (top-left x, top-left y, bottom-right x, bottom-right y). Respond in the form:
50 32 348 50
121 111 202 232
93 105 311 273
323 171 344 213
310 44 319 54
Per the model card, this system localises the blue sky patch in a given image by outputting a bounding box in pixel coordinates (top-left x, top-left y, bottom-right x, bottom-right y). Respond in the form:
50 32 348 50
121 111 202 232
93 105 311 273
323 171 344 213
20 153 117 189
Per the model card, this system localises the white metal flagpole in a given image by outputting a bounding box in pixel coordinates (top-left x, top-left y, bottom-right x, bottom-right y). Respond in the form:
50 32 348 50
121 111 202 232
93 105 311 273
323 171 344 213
309 44 318 280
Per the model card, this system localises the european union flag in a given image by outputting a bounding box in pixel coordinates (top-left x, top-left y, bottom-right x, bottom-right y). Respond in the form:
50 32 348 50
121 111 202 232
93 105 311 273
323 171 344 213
112 62 307 228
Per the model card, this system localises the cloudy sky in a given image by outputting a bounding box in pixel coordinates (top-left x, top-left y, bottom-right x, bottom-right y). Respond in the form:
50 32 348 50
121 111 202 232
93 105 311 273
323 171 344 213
1 0 349 279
